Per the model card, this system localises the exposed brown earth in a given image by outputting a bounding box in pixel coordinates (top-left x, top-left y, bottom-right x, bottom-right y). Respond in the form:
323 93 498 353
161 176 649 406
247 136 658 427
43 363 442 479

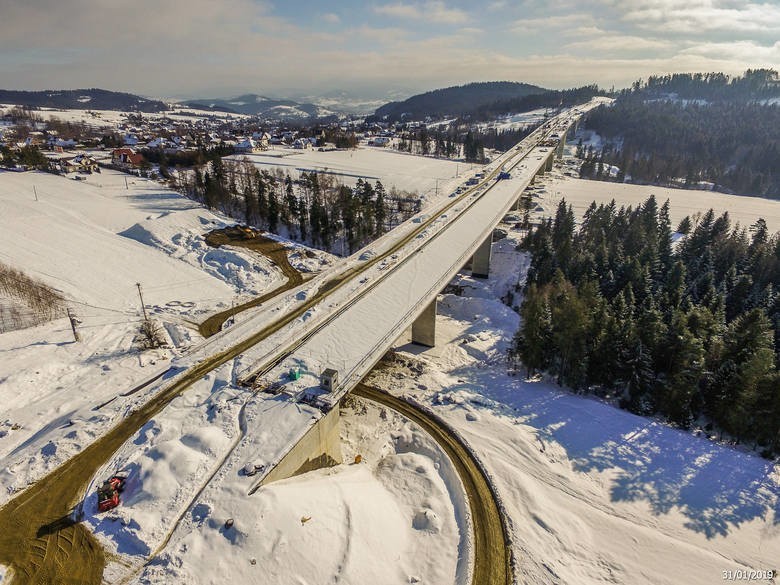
198 226 305 338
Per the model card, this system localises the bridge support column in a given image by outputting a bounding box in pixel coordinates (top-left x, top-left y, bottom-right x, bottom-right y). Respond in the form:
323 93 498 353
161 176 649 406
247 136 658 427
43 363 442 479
556 139 565 159
411 298 437 347
544 152 554 172
472 233 492 279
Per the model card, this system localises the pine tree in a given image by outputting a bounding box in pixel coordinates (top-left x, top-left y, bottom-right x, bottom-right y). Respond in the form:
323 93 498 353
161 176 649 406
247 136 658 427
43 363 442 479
516 283 553 376
267 187 279 233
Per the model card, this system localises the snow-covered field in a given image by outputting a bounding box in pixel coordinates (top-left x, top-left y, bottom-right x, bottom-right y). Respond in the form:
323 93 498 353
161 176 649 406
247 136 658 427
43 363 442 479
0 168 290 500
542 140 780 232
476 108 551 133
231 146 467 200
540 176 780 233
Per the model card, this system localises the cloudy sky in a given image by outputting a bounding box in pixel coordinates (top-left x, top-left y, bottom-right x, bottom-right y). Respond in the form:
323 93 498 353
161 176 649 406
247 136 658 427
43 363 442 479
1 0 778 100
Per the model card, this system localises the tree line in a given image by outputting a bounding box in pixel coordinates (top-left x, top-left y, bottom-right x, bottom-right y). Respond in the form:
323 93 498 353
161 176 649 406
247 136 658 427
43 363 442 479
511 196 780 456
579 69 780 198
173 157 420 254
0 145 50 170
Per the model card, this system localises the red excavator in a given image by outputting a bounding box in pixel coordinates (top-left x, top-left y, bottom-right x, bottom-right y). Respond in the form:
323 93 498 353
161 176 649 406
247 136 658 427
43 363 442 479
97 474 127 512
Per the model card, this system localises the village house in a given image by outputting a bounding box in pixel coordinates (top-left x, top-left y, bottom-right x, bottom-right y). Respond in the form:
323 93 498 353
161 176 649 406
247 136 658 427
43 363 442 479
70 153 99 173
292 137 312 150
235 137 259 153
251 131 271 150
111 147 144 168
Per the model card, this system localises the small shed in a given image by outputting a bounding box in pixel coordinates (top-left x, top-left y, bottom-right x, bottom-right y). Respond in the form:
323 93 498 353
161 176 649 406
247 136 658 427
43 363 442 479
320 368 339 392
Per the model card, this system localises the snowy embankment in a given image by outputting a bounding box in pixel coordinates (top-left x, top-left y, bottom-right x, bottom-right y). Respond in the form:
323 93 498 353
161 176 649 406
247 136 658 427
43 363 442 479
127 398 468 585
365 226 779 585
0 168 290 503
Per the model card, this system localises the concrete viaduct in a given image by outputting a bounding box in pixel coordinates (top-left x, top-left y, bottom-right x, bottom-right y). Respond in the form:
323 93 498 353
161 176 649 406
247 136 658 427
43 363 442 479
230 103 599 487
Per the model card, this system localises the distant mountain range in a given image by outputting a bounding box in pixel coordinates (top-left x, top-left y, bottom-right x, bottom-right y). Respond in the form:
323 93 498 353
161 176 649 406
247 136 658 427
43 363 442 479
0 88 168 113
373 81 547 120
0 82 609 123
181 94 335 120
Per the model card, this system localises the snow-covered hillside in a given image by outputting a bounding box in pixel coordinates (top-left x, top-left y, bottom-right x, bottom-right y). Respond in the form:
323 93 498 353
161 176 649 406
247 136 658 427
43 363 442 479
0 169 291 501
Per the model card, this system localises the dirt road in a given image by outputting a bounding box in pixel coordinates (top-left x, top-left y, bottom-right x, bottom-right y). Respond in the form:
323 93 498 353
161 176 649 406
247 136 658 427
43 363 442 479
198 227 305 338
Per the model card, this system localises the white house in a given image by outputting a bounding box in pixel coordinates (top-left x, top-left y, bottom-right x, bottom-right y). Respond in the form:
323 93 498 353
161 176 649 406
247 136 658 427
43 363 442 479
235 137 258 153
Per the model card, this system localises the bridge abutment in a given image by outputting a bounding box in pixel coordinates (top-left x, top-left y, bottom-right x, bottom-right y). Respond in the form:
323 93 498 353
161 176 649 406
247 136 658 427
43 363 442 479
259 404 342 486
411 297 437 347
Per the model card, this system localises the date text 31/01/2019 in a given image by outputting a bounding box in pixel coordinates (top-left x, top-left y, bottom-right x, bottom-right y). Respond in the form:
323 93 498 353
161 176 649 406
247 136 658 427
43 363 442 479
722 569 776 581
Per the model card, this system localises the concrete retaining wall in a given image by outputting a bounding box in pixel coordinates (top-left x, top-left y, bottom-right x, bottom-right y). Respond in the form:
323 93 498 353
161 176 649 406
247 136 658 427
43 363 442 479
260 404 342 485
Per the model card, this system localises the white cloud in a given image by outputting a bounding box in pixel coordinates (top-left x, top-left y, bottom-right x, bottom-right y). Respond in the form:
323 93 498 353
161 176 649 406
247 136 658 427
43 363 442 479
351 26 410 44
374 1 469 25
565 35 675 54
0 0 775 98
374 2 420 19
607 0 780 35
511 14 597 33
680 40 780 61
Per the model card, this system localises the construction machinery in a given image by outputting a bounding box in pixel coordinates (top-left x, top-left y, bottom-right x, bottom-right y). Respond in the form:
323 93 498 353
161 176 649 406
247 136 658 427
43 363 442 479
96 474 127 513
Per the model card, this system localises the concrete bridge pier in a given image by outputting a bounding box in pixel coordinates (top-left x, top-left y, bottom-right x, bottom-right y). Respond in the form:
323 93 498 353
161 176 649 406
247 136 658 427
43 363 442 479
472 233 492 279
555 139 565 159
544 152 554 172
411 298 437 347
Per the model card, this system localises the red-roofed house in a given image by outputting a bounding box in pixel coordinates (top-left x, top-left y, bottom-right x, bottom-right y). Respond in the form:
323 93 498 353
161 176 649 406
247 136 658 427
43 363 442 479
111 147 144 168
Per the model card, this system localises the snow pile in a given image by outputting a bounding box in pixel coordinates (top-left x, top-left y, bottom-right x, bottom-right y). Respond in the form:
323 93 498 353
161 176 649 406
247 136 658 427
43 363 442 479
128 397 467 585
120 210 282 296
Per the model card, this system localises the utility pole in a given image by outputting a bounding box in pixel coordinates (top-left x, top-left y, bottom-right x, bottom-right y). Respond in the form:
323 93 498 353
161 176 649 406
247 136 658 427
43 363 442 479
67 308 81 342
33 186 38 202
136 282 148 321
125 176 129 190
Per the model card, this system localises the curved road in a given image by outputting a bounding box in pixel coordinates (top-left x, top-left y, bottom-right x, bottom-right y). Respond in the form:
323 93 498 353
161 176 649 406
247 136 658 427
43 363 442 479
354 384 514 585
198 228 306 338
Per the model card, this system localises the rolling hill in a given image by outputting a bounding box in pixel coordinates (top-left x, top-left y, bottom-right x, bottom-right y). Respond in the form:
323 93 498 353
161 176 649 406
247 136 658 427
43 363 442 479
0 88 169 112
373 81 547 120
